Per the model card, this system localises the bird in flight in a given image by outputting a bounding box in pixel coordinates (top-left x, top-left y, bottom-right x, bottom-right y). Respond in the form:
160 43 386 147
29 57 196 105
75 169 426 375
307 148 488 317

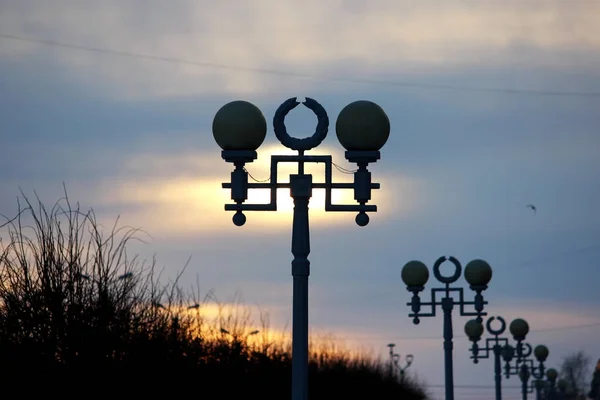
526 204 537 214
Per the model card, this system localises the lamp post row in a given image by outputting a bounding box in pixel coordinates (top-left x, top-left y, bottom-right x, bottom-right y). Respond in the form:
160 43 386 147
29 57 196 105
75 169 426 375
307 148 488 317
401 256 568 400
213 97 566 400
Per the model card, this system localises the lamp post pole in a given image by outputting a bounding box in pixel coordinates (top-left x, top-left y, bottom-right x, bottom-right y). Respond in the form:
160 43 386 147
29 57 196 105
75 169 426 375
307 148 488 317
213 98 390 400
465 316 530 400
401 256 493 400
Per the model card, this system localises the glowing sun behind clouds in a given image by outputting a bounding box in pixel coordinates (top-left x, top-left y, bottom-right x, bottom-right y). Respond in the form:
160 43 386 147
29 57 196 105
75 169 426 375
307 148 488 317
95 143 419 238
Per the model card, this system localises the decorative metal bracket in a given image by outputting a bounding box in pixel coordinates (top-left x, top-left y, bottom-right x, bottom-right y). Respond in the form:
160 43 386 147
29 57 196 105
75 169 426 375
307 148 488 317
406 256 488 324
469 316 509 364
220 97 382 227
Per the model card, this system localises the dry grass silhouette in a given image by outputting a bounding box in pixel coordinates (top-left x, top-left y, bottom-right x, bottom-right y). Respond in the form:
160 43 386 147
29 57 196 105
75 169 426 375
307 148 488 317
0 189 428 399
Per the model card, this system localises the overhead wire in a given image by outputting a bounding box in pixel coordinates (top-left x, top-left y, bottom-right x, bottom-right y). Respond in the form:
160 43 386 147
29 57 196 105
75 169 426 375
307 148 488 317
1 32 600 98
337 320 600 342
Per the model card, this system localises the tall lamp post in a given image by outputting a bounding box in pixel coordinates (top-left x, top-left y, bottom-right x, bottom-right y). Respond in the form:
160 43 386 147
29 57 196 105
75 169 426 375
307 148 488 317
213 98 390 400
464 316 529 400
387 343 413 380
401 256 493 400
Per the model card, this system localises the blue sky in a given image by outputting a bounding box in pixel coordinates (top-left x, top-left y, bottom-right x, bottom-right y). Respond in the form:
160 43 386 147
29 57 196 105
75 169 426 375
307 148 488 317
1 1 599 398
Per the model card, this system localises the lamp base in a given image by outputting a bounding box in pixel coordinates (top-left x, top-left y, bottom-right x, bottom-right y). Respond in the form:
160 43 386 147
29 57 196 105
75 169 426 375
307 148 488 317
345 150 380 164
222 150 258 163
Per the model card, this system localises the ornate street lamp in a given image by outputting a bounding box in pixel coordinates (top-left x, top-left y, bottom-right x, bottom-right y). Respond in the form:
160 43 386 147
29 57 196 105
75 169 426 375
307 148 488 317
502 335 548 400
465 316 529 400
213 98 390 400
387 343 413 380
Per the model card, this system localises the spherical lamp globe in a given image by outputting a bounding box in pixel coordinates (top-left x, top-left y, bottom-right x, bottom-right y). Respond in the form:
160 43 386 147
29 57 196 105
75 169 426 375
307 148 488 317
401 261 429 287
509 318 530 339
464 319 484 341
336 100 390 151
464 259 492 286
534 345 549 362
212 100 267 151
502 345 515 362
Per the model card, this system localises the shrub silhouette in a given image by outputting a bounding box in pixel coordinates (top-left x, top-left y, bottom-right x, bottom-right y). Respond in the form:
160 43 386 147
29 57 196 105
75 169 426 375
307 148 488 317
0 191 428 399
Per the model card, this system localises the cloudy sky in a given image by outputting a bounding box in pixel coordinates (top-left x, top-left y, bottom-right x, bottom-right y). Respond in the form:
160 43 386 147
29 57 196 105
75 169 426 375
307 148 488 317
1 0 599 398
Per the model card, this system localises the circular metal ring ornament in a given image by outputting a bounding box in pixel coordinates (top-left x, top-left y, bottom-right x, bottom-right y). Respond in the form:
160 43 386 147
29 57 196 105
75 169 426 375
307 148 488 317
433 256 462 284
518 343 533 359
487 316 507 336
273 97 329 151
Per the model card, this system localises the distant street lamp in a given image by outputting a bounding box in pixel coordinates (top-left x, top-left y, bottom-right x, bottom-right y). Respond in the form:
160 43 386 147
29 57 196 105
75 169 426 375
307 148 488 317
213 97 390 400
387 343 413 380
557 378 569 399
526 346 549 400
518 361 535 399
502 341 549 400
543 368 559 400
465 316 529 400
394 353 414 380
530 367 560 400
401 256 492 400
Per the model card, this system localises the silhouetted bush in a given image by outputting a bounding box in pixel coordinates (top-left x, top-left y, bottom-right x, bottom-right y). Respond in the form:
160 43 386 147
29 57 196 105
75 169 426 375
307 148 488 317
0 191 428 399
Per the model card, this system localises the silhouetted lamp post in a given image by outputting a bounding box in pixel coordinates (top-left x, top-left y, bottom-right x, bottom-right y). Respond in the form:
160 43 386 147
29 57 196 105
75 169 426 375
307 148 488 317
213 98 390 400
524 345 549 400
401 256 492 400
544 368 559 400
465 316 529 400
518 363 534 399
525 345 549 400
388 343 413 380
557 378 569 399
500 318 530 370
394 353 413 380
502 337 548 400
